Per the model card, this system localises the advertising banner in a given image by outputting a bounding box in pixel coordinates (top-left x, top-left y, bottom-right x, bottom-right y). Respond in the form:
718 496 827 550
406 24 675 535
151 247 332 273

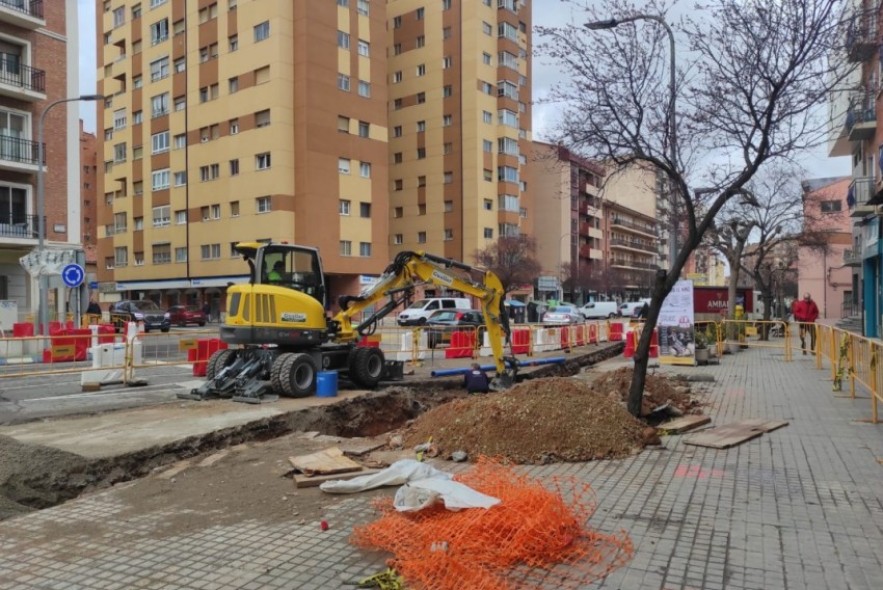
658 279 696 366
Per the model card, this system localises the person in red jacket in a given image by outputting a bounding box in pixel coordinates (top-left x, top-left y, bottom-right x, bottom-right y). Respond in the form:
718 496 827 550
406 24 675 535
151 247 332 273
792 292 820 354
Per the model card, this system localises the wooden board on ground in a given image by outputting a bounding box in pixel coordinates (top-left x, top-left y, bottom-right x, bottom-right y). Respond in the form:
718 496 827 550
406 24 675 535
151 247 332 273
338 438 387 457
288 447 362 476
294 468 381 489
683 423 764 449
658 415 711 434
736 418 789 433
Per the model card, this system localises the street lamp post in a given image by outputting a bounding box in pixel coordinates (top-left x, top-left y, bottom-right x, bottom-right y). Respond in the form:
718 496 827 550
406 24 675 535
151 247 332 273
585 15 678 270
37 94 103 334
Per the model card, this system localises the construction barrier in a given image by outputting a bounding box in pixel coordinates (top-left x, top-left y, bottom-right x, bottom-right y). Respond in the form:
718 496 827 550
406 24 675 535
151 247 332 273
813 323 881 424
718 319 792 361
188 339 229 376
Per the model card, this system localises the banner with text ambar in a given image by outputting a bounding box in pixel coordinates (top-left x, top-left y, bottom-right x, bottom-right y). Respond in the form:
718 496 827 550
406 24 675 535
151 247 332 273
658 279 696 366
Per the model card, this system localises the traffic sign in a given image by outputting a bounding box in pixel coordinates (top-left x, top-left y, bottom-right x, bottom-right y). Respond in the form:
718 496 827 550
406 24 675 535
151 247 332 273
61 263 85 288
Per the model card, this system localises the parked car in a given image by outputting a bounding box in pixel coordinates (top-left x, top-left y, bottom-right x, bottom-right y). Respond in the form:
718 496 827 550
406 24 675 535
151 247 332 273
396 297 472 326
541 304 586 324
424 309 485 348
109 300 171 332
167 305 208 327
580 301 620 319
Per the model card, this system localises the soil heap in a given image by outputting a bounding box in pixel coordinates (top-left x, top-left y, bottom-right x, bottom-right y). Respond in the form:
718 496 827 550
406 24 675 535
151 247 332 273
591 367 700 416
404 377 647 464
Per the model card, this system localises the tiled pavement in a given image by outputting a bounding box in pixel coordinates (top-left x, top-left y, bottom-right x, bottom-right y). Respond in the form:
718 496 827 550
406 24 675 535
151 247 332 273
2 343 883 589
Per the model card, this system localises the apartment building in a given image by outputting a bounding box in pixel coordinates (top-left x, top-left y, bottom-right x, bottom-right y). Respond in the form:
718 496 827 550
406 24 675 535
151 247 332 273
386 0 533 266
602 201 659 299
96 0 390 311
528 141 603 301
0 0 81 318
80 120 98 279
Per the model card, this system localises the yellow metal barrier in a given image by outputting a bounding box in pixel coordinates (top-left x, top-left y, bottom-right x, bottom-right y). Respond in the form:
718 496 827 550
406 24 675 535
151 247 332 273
812 323 882 423
719 319 791 361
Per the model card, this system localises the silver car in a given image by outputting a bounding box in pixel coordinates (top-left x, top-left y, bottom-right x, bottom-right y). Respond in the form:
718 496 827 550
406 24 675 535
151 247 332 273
541 304 585 324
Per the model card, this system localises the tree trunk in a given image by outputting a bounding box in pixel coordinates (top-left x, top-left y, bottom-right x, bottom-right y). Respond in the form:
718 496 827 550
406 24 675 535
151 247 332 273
727 239 747 321
627 270 668 417
760 292 774 341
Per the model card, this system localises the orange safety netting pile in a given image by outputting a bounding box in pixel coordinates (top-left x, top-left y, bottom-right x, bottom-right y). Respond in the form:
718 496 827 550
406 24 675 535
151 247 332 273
351 457 634 590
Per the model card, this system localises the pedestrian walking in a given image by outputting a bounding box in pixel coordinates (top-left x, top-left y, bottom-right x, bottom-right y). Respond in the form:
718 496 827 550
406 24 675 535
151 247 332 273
792 292 819 354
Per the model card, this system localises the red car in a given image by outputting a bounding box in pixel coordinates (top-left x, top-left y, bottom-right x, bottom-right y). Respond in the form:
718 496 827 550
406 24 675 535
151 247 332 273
167 305 207 327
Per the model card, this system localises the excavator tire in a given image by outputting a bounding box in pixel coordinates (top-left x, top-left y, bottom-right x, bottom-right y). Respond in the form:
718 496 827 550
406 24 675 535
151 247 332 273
280 352 318 398
205 349 234 381
270 352 293 395
349 346 385 389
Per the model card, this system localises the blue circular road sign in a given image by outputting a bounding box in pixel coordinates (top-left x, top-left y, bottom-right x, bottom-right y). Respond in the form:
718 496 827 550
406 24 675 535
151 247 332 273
61 263 85 288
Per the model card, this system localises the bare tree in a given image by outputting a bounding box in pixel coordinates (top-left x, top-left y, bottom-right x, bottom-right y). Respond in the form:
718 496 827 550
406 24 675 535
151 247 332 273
473 235 543 293
539 0 851 416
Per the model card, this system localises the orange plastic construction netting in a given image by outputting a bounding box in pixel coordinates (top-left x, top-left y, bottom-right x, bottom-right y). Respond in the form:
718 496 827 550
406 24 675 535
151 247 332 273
351 457 634 590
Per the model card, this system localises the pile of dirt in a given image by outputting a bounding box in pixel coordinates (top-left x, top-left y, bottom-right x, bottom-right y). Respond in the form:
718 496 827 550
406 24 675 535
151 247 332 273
403 377 648 464
590 367 700 416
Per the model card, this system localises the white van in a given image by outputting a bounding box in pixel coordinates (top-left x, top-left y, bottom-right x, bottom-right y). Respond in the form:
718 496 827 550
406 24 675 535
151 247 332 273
397 297 471 326
580 301 620 319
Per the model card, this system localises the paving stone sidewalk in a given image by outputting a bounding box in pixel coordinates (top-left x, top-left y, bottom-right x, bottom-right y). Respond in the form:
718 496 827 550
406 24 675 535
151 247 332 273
1 344 882 589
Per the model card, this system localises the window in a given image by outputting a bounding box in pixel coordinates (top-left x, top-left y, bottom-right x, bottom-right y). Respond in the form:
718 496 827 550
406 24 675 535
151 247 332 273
416 64 426 77
133 181 144 195
394 207 403 218
151 93 169 117
481 81 494 95
483 110 493 124
416 7 424 19
339 199 351 215
338 0 348 5
498 80 518 100
199 84 219 102
337 31 350 49
113 6 125 27
133 75 143 88
483 139 493 152
174 57 185 73
150 56 169 81
393 16 402 28
394 179 403 189
443 142 453 154
394 153 403 164
416 92 425 103
499 109 518 127
152 205 170 227
132 3 142 18
499 194 518 211
198 2 218 23
444 171 453 184
338 158 351 174
358 40 370 56
229 119 239 134
359 162 371 178
174 171 186 186
175 247 188 263
152 169 170 190
150 19 168 44
393 234 403 245
444 200 453 212
134 217 144 230
255 109 270 127
173 134 186 149
360 202 371 217
442 0 452 9
359 242 372 257
256 196 271 213
443 85 453 97
254 21 270 42
151 131 169 154
340 240 352 256
417 231 426 244
256 152 271 170
443 114 452 126
417 147 426 159
229 77 239 93
484 169 493 181
442 56 452 69
418 176 426 187
444 229 453 241
498 166 519 182
499 50 518 69
358 81 371 97
394 98 403 110
200 164 221 181
133 145 143 160
484 228 493 239
201 244 221 260
175 210 187 224
338 74 350 91
229 0 237 9
417 120 426 132
416 35 425 48
229 159 239 175
821 200 842 213
393 125 403 137
392 70 403 83
498 137 519 155
113 109 127 130
338 116 350 132
393 43 402 55
229 34 238 51
482 52 492 65
115 247 128 267
230 201 240 216
443 26 452 39
483 21 492 35
173 18 184 35
357 0 369 16
174 95 185 111
358 121 370 137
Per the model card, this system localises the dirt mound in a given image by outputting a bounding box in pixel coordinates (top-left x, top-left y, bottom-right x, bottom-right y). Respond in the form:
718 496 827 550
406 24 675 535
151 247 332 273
590 367 699 416
403 377 646 464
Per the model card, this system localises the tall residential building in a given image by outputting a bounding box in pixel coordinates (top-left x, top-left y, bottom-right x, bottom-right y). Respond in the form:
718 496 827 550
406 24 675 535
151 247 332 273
386 0 533 265
0 1 81 319
96 1 390 312
80 120 98 280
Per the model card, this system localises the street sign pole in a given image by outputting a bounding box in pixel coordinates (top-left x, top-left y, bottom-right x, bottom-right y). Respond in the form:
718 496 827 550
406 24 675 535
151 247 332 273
61 263 85 328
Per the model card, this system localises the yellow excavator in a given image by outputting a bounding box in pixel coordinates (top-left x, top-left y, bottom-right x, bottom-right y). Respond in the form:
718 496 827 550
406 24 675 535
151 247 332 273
179 241 519 403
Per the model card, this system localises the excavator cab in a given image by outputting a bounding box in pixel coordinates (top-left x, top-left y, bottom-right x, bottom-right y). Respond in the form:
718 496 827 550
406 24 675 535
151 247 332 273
235 242 327 307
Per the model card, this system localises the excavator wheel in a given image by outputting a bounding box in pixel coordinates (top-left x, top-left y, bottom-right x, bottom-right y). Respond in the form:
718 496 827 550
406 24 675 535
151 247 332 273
205 349 234 381
279 352 318 398
270 352 293 395
349 346 385 389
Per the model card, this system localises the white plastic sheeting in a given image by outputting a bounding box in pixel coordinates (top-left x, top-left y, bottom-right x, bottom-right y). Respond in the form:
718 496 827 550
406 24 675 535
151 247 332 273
19 248 79 278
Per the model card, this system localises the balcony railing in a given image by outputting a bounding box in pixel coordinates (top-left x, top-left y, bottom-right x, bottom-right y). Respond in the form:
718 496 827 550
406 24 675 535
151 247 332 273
0 213 39 239
846 106 876 141
843 248 862 267
0 0 43 19
0 134 43 165
610 216 655 235
0 56 45 93
611 258 658 270
609 237 655 253
846 23 879 62
849 177 875 216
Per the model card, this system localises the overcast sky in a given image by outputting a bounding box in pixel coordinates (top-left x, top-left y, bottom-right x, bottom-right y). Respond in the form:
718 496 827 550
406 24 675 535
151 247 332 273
76 0 850 179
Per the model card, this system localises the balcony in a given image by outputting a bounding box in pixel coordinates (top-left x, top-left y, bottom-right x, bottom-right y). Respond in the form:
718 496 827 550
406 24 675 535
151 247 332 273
846 24 878 63
849 177 876 217
0 58 46 101
610 258 658 271
0 0 44 29
610 216 656 237
846 107 876 142
843 248 862 267
609 237 656 253
0 213 39 241
0 134 43 172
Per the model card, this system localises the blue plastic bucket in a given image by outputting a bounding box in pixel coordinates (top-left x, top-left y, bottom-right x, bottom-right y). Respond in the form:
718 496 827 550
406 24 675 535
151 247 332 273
316 370 338 397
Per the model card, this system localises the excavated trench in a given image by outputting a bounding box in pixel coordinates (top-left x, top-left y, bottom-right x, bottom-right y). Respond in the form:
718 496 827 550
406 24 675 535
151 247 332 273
0 343 623 520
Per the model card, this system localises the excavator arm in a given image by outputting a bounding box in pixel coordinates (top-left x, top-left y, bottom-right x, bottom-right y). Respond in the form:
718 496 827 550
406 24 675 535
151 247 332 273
333 251 517 384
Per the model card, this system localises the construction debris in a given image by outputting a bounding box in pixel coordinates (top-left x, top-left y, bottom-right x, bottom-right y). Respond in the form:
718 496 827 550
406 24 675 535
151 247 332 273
591 367 702 416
